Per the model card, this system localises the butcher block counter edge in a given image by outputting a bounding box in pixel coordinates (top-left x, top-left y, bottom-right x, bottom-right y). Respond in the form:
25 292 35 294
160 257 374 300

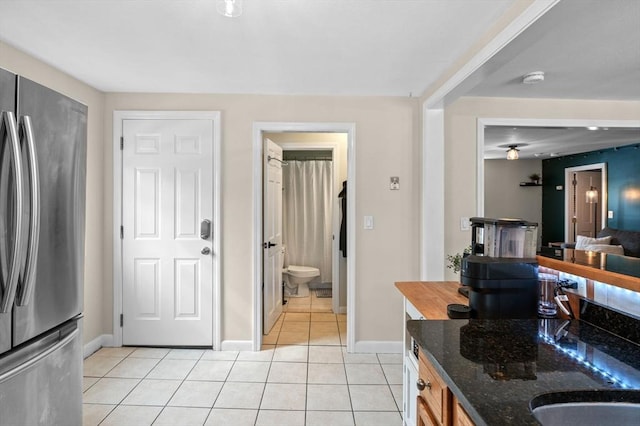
394 281 468 320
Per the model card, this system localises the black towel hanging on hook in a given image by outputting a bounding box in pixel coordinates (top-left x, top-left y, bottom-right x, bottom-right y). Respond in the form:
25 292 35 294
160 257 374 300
338 181 347 257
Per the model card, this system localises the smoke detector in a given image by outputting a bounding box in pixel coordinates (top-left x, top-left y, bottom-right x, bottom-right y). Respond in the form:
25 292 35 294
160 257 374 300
522 71 545 84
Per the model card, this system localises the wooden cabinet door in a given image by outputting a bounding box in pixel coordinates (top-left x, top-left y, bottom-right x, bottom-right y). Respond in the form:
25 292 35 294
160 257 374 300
417 396 438 426
452 396 475 426
418 350 451 426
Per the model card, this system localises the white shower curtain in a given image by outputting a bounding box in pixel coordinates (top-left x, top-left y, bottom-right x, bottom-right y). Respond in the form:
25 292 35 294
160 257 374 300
283 160 333 283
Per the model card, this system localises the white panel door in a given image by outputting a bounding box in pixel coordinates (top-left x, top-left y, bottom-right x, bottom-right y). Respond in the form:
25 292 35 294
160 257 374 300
122 119 213 346
263 139 283 334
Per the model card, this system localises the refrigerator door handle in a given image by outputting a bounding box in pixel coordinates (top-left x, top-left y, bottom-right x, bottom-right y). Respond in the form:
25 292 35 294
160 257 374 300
0 111 25 313
16 116 40 306
0 325 78 383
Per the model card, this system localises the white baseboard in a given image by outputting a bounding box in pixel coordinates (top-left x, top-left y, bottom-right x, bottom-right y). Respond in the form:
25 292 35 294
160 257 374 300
220 340 254 351
353 340 402 354
335 306 347 314
83 334 114 359
84 336 254 356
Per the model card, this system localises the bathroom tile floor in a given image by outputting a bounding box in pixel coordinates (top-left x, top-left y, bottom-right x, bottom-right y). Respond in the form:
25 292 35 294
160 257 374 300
283 289 333 313
83 312 403 426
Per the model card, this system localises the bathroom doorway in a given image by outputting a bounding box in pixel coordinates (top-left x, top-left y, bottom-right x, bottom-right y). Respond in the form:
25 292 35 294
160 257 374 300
252 122 355 352
265 133 347 319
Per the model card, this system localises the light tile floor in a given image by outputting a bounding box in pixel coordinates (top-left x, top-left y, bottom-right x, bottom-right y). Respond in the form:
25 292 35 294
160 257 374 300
83 312 403 426
283 289 333 313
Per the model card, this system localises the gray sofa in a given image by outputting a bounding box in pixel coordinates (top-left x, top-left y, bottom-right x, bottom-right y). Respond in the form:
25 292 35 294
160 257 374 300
563 227 640 258
599 227 640 258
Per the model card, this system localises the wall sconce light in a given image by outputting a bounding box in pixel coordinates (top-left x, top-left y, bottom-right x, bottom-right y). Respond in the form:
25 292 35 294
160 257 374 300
506 145 519 160
586 187 599 236
217 0 243 17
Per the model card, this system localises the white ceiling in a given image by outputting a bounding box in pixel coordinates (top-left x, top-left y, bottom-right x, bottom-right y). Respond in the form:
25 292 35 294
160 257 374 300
2 0 638 158
484 126 640 160
461 0 640 159
0 0 516 96
461 0 640 102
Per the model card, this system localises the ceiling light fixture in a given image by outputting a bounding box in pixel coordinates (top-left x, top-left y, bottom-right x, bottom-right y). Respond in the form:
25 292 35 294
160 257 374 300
506 145 519 160
587 126 599 130
217 0 242 17
522 71 545 84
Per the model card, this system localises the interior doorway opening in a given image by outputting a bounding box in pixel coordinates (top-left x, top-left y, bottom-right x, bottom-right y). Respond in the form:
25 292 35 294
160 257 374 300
266 134 347 322
253 123 356 352
564 163 607 242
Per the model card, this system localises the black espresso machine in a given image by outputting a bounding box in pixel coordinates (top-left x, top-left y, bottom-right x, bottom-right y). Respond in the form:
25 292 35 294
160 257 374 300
460 217 539 319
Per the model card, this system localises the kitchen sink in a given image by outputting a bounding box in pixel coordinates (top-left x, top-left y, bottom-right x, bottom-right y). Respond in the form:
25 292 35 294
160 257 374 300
530 390 640 426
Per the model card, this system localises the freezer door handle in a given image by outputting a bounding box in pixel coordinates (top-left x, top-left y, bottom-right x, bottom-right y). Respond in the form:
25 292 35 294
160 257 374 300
0 111 25 313
0 325 78 382
16 116 40 306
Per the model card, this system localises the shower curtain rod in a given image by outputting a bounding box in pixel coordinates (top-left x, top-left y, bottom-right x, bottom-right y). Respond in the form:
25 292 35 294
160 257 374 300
267 155 289 165
283 157 333 161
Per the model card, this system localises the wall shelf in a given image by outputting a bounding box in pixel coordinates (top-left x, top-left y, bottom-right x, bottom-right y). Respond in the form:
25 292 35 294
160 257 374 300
519 182 542 187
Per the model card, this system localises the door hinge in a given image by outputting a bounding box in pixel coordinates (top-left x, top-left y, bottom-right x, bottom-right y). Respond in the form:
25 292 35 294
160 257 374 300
120 226 124 239
120 136 124 150
120 314 123 327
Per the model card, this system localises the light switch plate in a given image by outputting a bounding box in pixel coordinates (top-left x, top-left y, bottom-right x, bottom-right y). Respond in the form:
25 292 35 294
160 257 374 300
364 215 374 230
390 176 400 190
608 210 614 219
460 217 470 231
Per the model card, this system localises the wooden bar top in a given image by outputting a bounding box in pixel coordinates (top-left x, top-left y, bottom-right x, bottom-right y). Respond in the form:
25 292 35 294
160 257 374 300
537 254 640 293
395 281 468 319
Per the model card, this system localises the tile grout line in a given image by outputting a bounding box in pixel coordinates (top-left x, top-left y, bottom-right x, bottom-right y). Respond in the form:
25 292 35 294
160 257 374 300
86 309 389 426
96 348 166 425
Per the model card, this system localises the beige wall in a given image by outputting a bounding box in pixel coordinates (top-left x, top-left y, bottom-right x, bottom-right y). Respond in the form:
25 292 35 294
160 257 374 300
0 41 106 345
1 40 421 348
443 96 640 280
105 93 421 346
484 158 542 246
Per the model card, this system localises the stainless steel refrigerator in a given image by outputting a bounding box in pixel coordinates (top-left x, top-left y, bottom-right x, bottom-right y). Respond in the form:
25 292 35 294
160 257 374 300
0 67 86 425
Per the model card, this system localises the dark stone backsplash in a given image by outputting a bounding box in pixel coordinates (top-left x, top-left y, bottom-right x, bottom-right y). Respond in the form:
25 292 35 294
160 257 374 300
579 299 640 345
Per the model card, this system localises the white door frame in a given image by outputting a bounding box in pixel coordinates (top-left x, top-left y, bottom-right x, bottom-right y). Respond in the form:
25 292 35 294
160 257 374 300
112 110 222 349
564 163 607 242
277 141 343 314
253 122 356 352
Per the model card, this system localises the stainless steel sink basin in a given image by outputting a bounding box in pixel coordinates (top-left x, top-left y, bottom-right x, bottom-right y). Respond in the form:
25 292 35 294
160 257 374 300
530 390 640 426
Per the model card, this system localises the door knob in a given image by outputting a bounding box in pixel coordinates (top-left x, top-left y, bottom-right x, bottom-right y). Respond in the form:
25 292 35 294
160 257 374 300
201 247 211 255
416 378 431 391
263 242 277 249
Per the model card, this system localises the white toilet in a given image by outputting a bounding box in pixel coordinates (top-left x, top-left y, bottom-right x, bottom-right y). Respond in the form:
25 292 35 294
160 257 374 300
281 246 319 298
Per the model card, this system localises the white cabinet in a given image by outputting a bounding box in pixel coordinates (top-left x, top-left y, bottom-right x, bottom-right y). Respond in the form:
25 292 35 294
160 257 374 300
403 299 424 425
404 354 419 426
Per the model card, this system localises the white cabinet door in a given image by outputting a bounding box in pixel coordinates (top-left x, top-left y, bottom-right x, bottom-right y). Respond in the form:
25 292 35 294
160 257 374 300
404 355 419 426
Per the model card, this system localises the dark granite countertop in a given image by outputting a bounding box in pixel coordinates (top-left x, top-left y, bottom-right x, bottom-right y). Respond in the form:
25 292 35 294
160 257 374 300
407 318 640 426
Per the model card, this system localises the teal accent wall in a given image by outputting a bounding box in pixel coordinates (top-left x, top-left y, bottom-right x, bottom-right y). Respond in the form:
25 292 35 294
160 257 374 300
542 143 640 245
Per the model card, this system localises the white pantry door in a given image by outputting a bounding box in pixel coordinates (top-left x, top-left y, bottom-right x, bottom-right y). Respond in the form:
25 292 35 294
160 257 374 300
122 119 213 346
263 139 283 334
